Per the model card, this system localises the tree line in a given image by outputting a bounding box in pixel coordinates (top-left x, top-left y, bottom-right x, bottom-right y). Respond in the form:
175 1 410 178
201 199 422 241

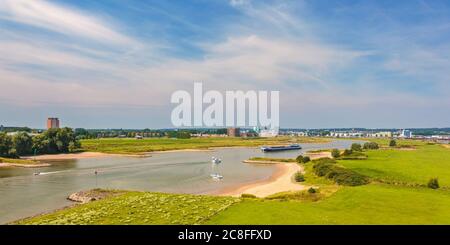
0 128 81 158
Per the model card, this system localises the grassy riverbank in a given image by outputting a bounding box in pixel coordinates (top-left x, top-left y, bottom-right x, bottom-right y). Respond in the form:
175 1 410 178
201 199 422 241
80 137 328 154
14 141 450 224
16 191 238 225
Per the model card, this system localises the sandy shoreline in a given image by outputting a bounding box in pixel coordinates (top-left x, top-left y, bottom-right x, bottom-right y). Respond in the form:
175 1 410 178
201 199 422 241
215 152 330 197
21 152 147 161
20 146 257 160
216 163 306 198
0 162 51 168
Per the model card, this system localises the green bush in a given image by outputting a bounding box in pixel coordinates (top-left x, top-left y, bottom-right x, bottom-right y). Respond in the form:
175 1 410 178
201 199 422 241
308 187 317 194
312 158 369 186
333 171 370 186
331 149 340 158
389 140 397 147
342 149 353 156
363 142 379 150
294 172 305 182
241 193 257 198
296 155 304 163
302 156 310 163
313 161 334 177
338 151 368 160
427 178 439 189
351 143 362 152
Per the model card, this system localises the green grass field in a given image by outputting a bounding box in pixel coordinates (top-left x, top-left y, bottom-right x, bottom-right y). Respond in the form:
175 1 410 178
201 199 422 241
80 137 327 154
339 144 450 187
207 184 450 224
15 140 450 225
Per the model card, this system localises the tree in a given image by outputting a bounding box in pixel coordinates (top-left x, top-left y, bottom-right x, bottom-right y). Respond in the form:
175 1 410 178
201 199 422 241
32 128 80 154
177 131 191 139
351 143 362 152
12 131 32 156
0 132 13 157
331 149 340 158
296 155 304 163
32 134 49 154
389 140 397 147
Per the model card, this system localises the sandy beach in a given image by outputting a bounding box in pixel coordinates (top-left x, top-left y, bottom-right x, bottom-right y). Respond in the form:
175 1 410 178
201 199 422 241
21 152 146 161
216 151 331 198
217 163 306 198
305 151 332 159
0 162 51 168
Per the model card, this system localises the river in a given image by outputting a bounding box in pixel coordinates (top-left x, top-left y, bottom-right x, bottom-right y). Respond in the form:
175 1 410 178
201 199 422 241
0 140 360 224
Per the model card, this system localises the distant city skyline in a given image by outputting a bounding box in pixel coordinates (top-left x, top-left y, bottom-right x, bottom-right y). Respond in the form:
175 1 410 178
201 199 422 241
1 0 449 129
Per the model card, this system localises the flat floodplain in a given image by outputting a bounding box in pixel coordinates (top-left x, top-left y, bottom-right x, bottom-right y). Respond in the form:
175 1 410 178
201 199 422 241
80 137 328 154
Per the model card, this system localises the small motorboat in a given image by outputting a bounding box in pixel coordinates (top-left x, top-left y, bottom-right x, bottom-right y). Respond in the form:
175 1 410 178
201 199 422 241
211 156 223 180
210 173 224 180
33 172 41 176
211 156 222 164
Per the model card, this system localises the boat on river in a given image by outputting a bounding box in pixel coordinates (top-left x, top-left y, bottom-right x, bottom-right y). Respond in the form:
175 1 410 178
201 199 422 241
211 157 223 180
261 144 302 152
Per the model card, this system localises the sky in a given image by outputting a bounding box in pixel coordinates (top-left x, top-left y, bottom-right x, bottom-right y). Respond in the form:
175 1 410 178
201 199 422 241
0 0 449 129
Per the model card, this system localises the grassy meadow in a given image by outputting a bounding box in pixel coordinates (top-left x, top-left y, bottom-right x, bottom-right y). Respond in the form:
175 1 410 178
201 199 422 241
80 136 327 154
207 184 450 224
16 192 238 225
15 139 450 225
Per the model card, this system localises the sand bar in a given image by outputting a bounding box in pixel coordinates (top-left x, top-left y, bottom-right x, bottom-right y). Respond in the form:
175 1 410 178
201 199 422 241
217 163 306 198
21 152 147 161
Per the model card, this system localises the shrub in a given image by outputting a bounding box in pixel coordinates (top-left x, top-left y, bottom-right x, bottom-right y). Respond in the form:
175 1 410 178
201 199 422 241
294 172 305 182
363 142 379 150
313 162 334 177
312 158 369 186
351 143 362 152
342 149 353 156
427 178 439 189
331 149 340 158
241 193 257 198
296 155 304 163
333 171 370 186
308 187 317 194
302 156 310 163
389 140 397 147
338 151 368 160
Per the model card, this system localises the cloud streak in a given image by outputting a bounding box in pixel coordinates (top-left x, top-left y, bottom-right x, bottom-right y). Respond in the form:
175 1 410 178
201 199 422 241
0 0 449 128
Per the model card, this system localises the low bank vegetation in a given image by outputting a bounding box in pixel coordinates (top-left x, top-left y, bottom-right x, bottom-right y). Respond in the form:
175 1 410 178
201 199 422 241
312 158 370 186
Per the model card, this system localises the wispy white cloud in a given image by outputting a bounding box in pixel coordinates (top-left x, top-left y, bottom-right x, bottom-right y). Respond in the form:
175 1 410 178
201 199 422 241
0 0 136 46
0 0 448 128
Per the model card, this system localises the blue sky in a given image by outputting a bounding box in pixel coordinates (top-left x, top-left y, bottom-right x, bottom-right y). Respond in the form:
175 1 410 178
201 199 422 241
0 0 449 129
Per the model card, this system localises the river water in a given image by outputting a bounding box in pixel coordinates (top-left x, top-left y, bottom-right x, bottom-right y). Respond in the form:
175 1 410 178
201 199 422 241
0 140 359 224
